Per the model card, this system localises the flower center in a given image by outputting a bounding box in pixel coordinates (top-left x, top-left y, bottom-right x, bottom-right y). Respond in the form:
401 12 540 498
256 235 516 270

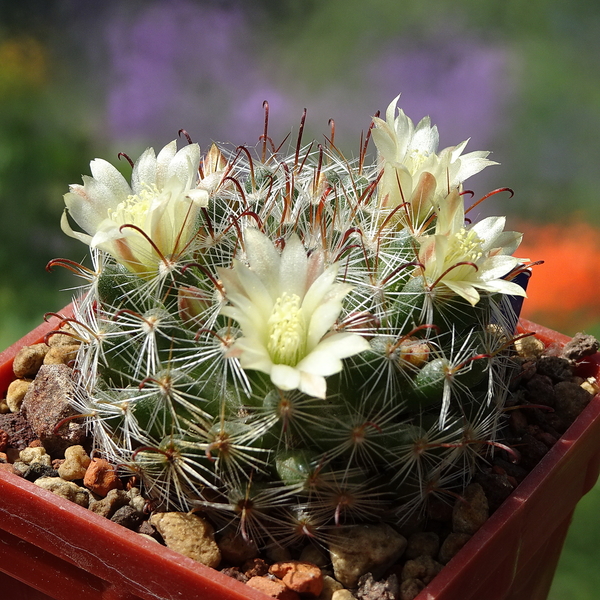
108 184 159 227
444 227 484 273
407 148 431 173
267 293 306 366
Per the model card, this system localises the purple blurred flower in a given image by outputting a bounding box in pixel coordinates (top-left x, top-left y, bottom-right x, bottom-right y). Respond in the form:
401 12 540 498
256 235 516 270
366 40 514 151
103 0 514 184
106 0 279 146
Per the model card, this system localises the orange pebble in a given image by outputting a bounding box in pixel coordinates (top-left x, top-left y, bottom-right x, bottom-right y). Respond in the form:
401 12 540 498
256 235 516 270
83 458 122 496
246 576 300 600
269 561 324 597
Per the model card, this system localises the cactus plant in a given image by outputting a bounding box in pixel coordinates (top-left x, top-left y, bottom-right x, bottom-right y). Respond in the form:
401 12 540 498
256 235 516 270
53 96 530 551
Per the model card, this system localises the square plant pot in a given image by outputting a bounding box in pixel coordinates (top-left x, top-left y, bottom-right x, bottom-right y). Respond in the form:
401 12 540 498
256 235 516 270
0 311 599 600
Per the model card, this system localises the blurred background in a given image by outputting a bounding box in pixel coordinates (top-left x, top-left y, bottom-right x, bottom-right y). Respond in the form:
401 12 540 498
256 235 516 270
1 0 599 597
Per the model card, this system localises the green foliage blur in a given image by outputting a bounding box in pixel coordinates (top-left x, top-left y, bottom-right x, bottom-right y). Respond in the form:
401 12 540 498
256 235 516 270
0 5 97 349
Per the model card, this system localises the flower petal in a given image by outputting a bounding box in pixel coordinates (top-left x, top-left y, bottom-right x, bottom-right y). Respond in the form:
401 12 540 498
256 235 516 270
244 228 281 292
156 141 178 189
89 159 131 200
442 280 481 306
471 216 507 252
167 143 201 190
302 264 341 316
232 260 274 322
279 233 308 298
234 337 274 372
298 371 327 399
131 147 157 194
270 364 301 391
297 333 370 375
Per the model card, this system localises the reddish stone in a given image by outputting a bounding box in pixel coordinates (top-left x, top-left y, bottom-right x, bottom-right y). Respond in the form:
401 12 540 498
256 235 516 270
84 458 122 496
0 413 36 451
0 430 8 452
246 576 300 600
243 557 269 578
21 364 87 455
269 561 323 597
0 463 18 475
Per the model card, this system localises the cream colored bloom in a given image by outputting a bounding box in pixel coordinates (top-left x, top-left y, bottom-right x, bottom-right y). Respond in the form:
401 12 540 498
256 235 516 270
417 190 527 305
218 229 370 399
62 141 208 275
371 95 496 230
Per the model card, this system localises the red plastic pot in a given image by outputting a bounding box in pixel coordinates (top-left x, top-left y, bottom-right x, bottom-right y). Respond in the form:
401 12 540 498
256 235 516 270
0 313 598 600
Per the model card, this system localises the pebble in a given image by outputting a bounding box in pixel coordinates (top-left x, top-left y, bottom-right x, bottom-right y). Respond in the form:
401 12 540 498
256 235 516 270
270 560 324 596
400 555 443 585
218 528 259 565
0 413 36 450
514 335 545 360
47 325 80 347
21 364 87 455
138 533 161 545
6 379 31 412
518 433 549 471
88 488 131 518
356 573 399 600
452 483 489 535
243 557 270 578
137 520 161 540
425 497 453 523
111 505 143 530
317 575 344 600
84 458 123 496
438 532 472 565
404 532 440 560
0 463 18 475
22 462 59 482
562 333 600 361
126 487 147 513
536 356 574 383
477 469 518 508
150 512 221 568
525 374 556 407
300 545 330 568
43 345 80 366
35 476 90 507
329 524 407 588
508 409 528 435
554 381 593 422
12 343 49 378
19 446 52 467
221 567 249 583
246 576 300 600
331 590 357 600
399 579 425 600
11 461 29 476
58 445 91 480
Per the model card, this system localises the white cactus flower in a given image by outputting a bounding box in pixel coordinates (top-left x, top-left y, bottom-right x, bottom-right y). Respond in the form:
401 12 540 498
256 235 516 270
372 95 496 230
62 141 208 276
218 229 370 399
417 189 527 305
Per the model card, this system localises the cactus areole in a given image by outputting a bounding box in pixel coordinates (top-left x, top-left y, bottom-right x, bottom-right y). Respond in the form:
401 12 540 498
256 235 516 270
55 96 532 550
